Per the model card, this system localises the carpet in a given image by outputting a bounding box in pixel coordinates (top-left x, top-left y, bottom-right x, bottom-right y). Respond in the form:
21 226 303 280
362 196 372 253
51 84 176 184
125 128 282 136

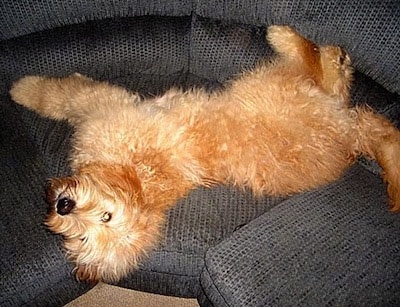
65 283 200 307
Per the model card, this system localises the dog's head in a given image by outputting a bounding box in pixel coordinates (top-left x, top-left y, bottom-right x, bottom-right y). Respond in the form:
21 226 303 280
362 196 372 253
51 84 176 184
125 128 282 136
45 163 164 283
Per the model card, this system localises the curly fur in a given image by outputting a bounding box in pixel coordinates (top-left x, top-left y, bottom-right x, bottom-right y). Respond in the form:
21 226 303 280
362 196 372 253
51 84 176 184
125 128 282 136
10 26 400 283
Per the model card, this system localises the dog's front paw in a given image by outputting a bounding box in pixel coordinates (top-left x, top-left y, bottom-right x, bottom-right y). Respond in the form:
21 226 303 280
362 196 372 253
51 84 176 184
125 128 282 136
10 73 88 120
10 75 46 112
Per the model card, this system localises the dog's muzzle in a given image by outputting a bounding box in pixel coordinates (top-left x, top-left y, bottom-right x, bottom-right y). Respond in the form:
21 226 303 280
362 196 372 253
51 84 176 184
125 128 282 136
56 197 76 215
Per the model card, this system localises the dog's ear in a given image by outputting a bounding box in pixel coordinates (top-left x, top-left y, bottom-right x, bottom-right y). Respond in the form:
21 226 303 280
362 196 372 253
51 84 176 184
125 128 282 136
78 163 143 203
75 264 101 284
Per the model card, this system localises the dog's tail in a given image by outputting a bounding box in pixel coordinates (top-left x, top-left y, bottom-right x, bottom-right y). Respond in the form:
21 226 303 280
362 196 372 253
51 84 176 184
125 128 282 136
10 73 138 125
355 106 400 211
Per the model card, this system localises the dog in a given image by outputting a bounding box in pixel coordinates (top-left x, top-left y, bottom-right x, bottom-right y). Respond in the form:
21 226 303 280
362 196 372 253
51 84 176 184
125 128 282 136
10 25 400 283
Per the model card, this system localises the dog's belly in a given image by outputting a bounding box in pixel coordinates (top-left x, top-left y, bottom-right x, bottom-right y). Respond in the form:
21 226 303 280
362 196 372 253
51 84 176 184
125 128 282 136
221 122 355 195
190 97 358 196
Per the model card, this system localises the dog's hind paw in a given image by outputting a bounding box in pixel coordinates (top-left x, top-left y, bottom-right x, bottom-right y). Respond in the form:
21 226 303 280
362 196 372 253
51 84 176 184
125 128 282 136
319 46 353 103
267 25 298 48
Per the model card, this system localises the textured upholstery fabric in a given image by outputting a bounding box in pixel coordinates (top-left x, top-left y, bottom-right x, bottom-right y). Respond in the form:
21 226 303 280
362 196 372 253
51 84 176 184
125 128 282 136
1 1 399 93
0 96 90 306
195 0 400 94
201 164 400 306
189 16 273 83
0 1 192 40
1 1 400 306
0 16 192 93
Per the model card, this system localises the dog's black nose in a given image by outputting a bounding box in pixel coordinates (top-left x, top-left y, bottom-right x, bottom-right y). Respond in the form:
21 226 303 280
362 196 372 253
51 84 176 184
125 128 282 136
56 197 76 215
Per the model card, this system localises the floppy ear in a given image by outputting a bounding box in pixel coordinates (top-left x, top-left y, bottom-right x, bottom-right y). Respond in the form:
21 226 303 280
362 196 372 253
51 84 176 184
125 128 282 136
78 163 143 203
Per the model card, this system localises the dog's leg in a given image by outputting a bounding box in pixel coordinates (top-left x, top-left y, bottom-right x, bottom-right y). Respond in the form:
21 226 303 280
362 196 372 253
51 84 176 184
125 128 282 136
10 73 138 125
319 46 353 104
267 25 323 82
355 106 400 211
267 25 352 104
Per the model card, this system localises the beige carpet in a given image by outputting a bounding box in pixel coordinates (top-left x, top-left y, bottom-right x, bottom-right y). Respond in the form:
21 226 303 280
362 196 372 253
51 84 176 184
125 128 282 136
65 283 199 307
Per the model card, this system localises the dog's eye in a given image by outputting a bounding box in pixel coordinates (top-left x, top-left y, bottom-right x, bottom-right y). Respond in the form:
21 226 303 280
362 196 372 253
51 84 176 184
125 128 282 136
56 197 76 216
101 212 112 223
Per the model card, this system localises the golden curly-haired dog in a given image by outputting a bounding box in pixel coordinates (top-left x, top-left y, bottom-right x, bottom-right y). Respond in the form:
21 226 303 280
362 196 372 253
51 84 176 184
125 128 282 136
10 26 400 283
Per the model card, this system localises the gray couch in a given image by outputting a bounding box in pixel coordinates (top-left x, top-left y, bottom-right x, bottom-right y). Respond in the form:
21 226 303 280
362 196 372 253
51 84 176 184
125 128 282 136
1 1 400 306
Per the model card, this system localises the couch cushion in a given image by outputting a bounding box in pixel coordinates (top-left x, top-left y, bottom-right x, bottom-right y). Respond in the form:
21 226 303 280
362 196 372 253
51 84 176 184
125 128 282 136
0 1 193 40
189 16 272 83
0 96 91 306
3 1 399 94
195 0 400 95
0 16 191 94
201 164 400 306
